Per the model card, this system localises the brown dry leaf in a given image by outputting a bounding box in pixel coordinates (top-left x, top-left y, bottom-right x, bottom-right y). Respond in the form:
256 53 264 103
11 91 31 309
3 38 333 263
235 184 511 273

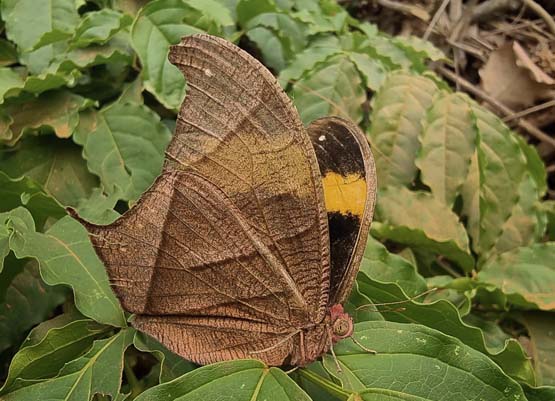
479 41 555 109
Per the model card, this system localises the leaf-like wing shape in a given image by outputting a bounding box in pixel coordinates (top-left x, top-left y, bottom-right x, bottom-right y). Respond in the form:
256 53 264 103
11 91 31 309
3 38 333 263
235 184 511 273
307 117 377 305
82 34 334 365
165 34 330 321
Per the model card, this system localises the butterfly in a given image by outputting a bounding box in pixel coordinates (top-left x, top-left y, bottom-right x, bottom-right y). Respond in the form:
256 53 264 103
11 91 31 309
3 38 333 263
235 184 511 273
81 34 377 367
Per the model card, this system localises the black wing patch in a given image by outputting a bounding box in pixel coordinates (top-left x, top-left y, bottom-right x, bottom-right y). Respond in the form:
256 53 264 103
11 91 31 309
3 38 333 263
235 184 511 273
307 117 377 305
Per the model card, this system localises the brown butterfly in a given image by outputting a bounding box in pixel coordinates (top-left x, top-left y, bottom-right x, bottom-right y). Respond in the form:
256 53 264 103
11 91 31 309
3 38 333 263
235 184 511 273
81 34 377 367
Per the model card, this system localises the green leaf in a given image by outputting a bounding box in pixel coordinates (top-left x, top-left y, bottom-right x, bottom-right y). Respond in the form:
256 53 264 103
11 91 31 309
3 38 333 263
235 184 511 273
517 135 547 197
0 39 18 67
360 236 427 297
348 52 387 91
477 243 555 311
277 36 341 88
462 313 512 351
245 13 307 71
76 102 172 202
0 260 66 354
8 211 127 327
1 316 110 393
353 272 535 384
368 72 438 187
184 0 235 28
133 332 196 384
0 136 99 207
392 36 447 64
291 54 366 124
131 0 202 110
356 23 412 69
462 104 528 259
0 68 80 104
374 186 474 272
0 91 94 144
0 68 26 102
72 9 132 48
1 0 80 74
75 188 121 225
1 328 135 401
523 385 555 401
237 0 278 26
415 92 476 206
520 312 555 386
0 172 65 230
492 174 546 255
134 360 312 401
322 321 527 401
55 34 134 72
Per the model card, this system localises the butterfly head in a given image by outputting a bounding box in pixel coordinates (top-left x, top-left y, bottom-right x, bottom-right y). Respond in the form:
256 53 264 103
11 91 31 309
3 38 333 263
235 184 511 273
329 304 353 342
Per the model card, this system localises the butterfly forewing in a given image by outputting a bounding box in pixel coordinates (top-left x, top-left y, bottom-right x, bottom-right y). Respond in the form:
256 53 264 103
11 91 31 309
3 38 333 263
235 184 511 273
82 34 333 365
307 117 377 305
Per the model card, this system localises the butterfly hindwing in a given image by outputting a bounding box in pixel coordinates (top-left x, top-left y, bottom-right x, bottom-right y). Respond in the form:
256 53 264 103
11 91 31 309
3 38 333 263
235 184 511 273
307 117 377 305
82 34 333 365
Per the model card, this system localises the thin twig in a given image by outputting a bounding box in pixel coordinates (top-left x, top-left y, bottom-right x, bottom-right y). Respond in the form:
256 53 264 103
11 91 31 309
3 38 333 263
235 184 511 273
376 0 430 21
424 0 452 40
471 0 521 22
522 0 555 35
503 99 555 122
438 66 555 148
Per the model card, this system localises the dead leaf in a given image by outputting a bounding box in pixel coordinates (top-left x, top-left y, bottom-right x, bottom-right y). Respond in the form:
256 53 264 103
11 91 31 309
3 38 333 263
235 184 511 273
479 41 555 109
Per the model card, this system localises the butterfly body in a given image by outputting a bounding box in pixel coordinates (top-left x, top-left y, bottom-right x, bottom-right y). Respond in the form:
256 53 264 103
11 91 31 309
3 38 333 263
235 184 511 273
81 34 376 367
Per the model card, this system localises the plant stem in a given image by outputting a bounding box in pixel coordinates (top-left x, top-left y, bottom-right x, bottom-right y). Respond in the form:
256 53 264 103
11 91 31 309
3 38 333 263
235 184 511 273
298 368 352 401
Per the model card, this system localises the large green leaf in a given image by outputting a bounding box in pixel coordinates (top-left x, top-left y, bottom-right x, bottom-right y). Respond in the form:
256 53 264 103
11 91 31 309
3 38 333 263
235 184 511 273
131 0 202 110
291 54 365 125
0 136 99 207
1 0 79 73
133 332 196 384
415 92 476 206
373 186 474 271
322 321 527 401
71 9 132 48
462 104 527 259
0 172 65 230
0 68 80 104
524 385 555 401
492 174 546 255
477 243 555 311
277 36 341 88
0 259 66 354
1 328 135 401
54 34 134 72
237 0 278 26
245 12 307 72
75 102 171 202
135 360 312 401
0 315 110 393
0 91 94 144
353 272 535 384
521 312 555 386
368 72 438 187
360 236 427 297
7 209 126 327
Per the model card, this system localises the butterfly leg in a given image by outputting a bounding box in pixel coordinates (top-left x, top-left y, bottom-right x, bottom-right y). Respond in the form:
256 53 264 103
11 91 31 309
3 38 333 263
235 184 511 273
326 325 342 372
351 336 377 354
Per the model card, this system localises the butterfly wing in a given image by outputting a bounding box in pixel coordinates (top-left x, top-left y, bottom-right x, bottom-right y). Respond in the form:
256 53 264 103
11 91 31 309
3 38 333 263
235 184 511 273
83 34 332 364
307 117 377 305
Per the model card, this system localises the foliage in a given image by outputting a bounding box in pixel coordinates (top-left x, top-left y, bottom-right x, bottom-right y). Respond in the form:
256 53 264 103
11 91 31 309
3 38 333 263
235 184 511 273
0 0 553 400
